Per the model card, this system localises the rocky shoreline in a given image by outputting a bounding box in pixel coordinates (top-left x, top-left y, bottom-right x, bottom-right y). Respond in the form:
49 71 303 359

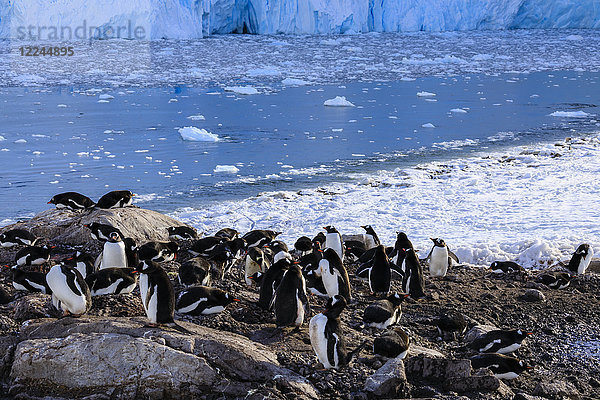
0 207 598 399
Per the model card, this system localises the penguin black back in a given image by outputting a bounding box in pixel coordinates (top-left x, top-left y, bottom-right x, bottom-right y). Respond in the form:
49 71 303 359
404 248 425 299
48 192 95 210
96 190 135 209
274 264 310 327
257 259 290 310
0 229 38 247
167 226 198 240
368 245 392 295
136 261 175 324
85 223 123 242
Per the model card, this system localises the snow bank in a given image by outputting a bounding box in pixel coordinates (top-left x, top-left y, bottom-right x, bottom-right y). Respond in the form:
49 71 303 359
178 126 220 142
324 96 355 107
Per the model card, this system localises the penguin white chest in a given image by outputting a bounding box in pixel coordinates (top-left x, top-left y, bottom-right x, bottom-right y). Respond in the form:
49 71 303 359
101 241 127 269
294 289 305 326
245 258 261 286
309 313 332 369
429 247 449 277
46 266 87 315
579 250 593 274
319 260 340 297
325 233 343 259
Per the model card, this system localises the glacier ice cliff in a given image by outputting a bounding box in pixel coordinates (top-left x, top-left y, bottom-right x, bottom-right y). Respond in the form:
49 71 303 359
1 0 599 39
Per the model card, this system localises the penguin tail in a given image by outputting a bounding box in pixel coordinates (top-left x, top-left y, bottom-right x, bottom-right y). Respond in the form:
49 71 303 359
348 340 368 363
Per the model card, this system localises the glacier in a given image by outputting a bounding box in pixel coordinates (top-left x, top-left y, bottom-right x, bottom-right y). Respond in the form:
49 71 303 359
1 0 599 39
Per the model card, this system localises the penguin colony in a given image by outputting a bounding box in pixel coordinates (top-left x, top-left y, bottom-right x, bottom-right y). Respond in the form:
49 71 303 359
0 192 595 381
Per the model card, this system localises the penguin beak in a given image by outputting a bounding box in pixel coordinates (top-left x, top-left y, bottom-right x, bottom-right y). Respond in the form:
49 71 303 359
318 249 323 253
403 294 410 298
47 201 52 204
173 254 177 260
233 299 241 302
526 332 533 335
526 365 534 370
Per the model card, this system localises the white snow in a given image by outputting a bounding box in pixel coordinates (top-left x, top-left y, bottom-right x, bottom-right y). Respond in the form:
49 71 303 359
178 127 220 142
213 165 239 173
549 111 591 118
417 91 437 97
324 96 355 107
224 86 259 95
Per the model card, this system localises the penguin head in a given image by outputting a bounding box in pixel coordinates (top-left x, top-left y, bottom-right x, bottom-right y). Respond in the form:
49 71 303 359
575 243 590 255
312 232 326 245
396 231 409 241
47 196 56 205
223 292 241 305
387 292 410 306
323 226 338 234
322 247 341 262
323 295 347 317
361 225 375 234
515 329 534 338
430 238 446 247
374 244 389 260
518 359 534 371
134 260 158 274
108 231 122 242
123 238 137 252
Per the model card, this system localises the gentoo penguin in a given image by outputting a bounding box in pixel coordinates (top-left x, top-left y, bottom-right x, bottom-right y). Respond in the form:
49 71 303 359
257 259 290 310
361 225 381 250
490 261 525 274
189 236 226 257
538 271 572 289
85 268 138 296
373 328 411 359
64 251 95 278
209 238 246 279
468 329 533 354
299 241 323 274
323 226 344 260
470 354 532 379
242 229 281 248
427 238 458 278
567 243 593 275
245 247 270 286
135 260 175 325
0 229 38 247
294 236 313 257
176 286 240 315
309 295 364 369
265 240 292 263
363 292 408 329
4 265 51 293
356 246 395 269
305 269 328 298
215 228 239 240
137 241 178 263
402 248 426 299
15 245 52 266
318 248 351 302
48 192 94 210
46 264 91 316
95 190 135 209
273 264 311 327
312 232 326 247
123 238 139 268
99 231 127 269
344 241 367 263
85 223 123 242
355 245 391 295
178 257 212 287
167 226 198 240
390 232 413 265
437 310 467 341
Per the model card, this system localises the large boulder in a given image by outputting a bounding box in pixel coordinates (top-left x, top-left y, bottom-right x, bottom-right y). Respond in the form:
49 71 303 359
10 316 319 399
0 207 192 247
364 357 407 397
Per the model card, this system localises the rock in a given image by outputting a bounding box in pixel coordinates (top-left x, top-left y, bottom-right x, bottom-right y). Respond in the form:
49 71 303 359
522 289 545 302
0 285 13 304
0 207 191 247
444 369 505 393
12 293 53 321
406 356 471 381
587 259 600 274
463 324 497 343
533 380 579 399
364 357 407 397
11 316 318 399
0 335 18 379
513 393 548 400
408 345 446 359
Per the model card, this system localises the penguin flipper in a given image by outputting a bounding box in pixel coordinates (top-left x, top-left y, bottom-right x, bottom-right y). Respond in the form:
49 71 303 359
355 265 370 278
325 323 339 368
448 250 460 264
298 289 311 316
390 262 405 278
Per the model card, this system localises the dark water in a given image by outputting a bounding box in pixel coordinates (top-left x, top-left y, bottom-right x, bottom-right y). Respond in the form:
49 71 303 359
0 71 598 222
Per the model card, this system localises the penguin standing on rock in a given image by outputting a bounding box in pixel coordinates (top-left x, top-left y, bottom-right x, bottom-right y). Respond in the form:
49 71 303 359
390 232 413 266
471 354 532 379
355 245 391 295
176 286 240 315
85 268 138 296
85 223 124 242
135 260 175 326
427 238 459 278
402 248 426 299
567 243 593 275
4 265 51 293
273 264 311 328
318 248 351 302
468 329 533 354
167 226 198 241
361 225 380 250
323 226 344 260
257 259 290 310
15 245 52 266
48 192 95 210
98 231 127 269
0 229 38 247
46 264 91 316
363 292 408 329
245 247 270 286
96 190 135 209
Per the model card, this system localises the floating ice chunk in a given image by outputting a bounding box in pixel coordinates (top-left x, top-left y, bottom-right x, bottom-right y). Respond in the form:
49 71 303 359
282 78 310 86
168 98 178 103
187 115 206 120
77 152 89 157
14 139 27 143
324 96 355 107
400 77 416 81
417 91 436 97
99 94 114 100
450 108 468 113
179 127 220 142
32 151 42 155
0 136 4 141
472 54 493 61
549 111 590 118
57 104 67 108
214 165 239 173
97 100 110 103
422 123 436 128
566 35 584 41
224 86 259 95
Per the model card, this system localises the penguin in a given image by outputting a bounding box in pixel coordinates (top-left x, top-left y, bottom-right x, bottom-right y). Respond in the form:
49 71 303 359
298 241 323 274
273 264 311 327
96 190 135 209
490 261 525 274
175 286 240 315
538 271 572 289
323 226 344 260
373 328 411 359
470 354 532 379
257 259 290 310
265 240 292 263
344 241 367 263
48 192 95 210
245 247 270 286
242 229 281 248
468 329 533 354
210 238 246 279
318 248 351 302
64 251 95 278
309 295 364 369
363 292 408 329
167 226 198 240
312 232 326 247
427 238 458 278
402 248 426 299
15 245 52 266
390 232 413 265
179 257 212 287
85 223 124 242
305 268 328 298
135 260 175 325
294 236 313 257
355 245 391 295
567 243 593 275
98 231 127 269
356 246 395 269
123 238 139 268
46 264 92 316
4 265 51 293
189 236 226 257
215 228 239 240
437 310 467 340
137 241 178 263
361 225 380 250
0 229 38 247
85 268 138 296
